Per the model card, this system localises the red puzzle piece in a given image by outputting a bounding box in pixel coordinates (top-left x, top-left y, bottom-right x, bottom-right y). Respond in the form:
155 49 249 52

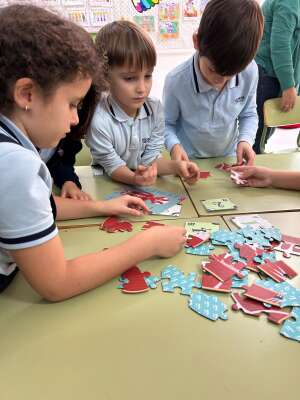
100 217 133 233
202 253 245 282
121 266 151 293
257 259 298 282
242 283 282 307
199 171 211 179
141 221 165 230
231 293 290 324
201 270 232 293
185 235 207 248
235 243 263 272
123 190 168 204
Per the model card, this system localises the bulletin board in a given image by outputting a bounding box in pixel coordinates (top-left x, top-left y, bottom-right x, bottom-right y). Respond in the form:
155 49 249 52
1 0 210 51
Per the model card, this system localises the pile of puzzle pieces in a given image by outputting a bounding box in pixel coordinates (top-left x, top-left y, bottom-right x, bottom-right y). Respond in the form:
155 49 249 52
117 223 300 342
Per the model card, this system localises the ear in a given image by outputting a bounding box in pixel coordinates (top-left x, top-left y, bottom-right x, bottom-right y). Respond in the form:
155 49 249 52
12 78 36 111
192 31 199 50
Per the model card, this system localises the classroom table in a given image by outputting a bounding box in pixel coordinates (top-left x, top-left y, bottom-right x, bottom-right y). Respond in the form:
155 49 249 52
183 152 300 216
1 216 299 400
56 167 197 228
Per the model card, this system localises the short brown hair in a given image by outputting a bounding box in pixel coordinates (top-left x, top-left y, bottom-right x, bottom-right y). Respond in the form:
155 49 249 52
197 0 264 76
0 4 103 114
95 20 156 72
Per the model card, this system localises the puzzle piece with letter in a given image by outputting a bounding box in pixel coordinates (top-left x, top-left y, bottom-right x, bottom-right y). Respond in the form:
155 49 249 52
185 221 219 236
100 217 133 233
161 265 201 295
189 292 228 321
201 198 237 212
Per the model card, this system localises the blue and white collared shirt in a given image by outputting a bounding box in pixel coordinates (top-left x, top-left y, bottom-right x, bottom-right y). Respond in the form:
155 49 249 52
86 94 164 176
0 115 57 276
163 52 259 158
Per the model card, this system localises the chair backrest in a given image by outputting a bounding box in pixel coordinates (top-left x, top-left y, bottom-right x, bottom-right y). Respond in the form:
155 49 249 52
75 140 92 166
264 96 300 127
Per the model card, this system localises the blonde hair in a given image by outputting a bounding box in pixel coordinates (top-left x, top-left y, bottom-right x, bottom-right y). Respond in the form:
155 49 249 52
95 20 156 71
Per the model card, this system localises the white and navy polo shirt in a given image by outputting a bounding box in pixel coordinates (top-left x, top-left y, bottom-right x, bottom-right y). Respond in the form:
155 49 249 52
0 115 58 279
86 94 164 176
163 52 259 158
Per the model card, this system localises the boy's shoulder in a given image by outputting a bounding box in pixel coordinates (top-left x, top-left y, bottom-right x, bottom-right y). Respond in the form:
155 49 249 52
165 54 194 83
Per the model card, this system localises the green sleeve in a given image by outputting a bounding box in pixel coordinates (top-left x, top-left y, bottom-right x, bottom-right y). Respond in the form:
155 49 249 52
270 1 298 90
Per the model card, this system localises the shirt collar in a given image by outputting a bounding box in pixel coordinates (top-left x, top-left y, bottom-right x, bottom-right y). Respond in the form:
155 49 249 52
192 52 239 93
0 114 39 155
106 94 152 123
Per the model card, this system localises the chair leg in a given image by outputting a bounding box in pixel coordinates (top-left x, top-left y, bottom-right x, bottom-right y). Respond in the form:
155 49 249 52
259 126 268 154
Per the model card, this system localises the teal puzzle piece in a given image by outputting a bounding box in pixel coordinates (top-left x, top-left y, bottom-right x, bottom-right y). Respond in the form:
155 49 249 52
256 279 300 307
161 265 201 295
189 292 228 321
185 244 215 256
280 307 300 342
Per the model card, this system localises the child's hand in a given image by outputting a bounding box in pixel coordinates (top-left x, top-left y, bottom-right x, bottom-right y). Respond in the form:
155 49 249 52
236 141 255 165
61 181 92 201
231 165 273 187
134 163 157 186
175 161 200 184
281 87 297 112
144 225 186 257
103 195 149 217
170 144 190 161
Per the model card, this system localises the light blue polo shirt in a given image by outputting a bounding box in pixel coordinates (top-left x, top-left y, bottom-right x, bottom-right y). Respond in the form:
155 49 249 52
86 94 164 176
163 52 259 158
0 115 58 276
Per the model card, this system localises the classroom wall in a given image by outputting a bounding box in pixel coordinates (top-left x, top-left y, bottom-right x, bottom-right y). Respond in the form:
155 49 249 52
0 0 211 51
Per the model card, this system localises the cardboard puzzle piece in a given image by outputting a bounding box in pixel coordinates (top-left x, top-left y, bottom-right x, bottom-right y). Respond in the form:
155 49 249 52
141 221 165 230
201 198 237 212
231 270 249 289
257 259 298 282
185 232 210 248
199 171 211 179
239 227 273 248
242 283 282 307
234 243 263 270
100 217 133 233
230 170 248 185
185 243 215 256
185 221 219 236
201 269 232 293
253 251 277 264
161 265 201 295
280 307 300 342
255 279 300 307
202 253 245 282
189 292 228 321
121 266 151 293
144 276 161 289
231 214 274 230
274 241 300 258
211 229 245 247
231 293 290 324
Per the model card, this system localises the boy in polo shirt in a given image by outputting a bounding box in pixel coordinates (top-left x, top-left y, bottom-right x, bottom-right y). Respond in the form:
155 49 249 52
163 0 264 164
86 21 201 186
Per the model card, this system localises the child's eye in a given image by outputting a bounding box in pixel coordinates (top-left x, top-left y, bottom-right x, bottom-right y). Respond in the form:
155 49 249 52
145 74 152 80
123 77 135 82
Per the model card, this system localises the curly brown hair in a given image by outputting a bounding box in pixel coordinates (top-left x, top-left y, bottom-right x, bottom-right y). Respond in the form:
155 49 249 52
0 4 105 114
95 20 156 75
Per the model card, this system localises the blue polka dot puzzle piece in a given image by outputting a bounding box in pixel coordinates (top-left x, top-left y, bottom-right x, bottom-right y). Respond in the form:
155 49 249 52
211 230 245 246
189 292 228 321
161 265 201 295
185 244 215 256
144 276 160 289
280 307 300 342
253 251 277 264
231 269 249 288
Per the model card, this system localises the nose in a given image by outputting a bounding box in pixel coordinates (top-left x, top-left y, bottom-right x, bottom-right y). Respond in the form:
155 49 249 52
70 108 79 126
136 79 146 94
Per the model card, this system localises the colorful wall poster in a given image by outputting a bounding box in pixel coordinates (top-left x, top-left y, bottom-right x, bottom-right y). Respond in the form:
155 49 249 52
158 20 179 40
62 0 84 6
133 15 155 33
88 0 112 6
65 7 89 27
183 0 199 19
158 0 180 21
89 6 113 27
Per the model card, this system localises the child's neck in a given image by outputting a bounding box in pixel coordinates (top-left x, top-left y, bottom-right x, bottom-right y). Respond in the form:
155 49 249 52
110 95 139 119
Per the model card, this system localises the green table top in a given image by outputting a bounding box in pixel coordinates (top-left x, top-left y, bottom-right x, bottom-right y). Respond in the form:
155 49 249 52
57 167 197 228
1 217 299 400
183 153 300 216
